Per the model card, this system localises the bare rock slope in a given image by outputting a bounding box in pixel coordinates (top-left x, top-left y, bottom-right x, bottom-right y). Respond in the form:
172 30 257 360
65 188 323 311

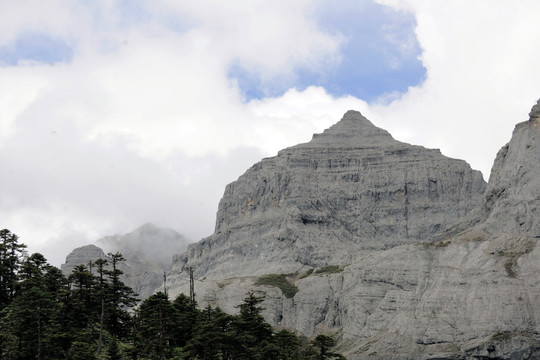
170 111 486 281
165 105 540 359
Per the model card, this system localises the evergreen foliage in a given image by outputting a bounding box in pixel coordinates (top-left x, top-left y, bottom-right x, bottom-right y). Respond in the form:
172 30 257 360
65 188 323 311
103 252 139 340
135 291 180 358
314 265 343 275
255 273 299 298
0 229 26 310
0 229 347 359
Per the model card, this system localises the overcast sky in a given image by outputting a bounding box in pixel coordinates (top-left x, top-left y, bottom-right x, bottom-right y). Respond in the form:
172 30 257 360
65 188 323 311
1 0 540 266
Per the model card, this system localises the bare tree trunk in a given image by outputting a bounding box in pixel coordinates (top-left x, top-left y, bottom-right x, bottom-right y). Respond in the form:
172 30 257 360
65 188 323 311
159 303 164 360
37 307 42 360
187 267 195 302
98 297 104 355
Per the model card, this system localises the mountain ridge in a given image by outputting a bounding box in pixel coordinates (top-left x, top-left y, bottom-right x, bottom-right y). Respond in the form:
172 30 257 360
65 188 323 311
170 109 486 281
165 99 540 359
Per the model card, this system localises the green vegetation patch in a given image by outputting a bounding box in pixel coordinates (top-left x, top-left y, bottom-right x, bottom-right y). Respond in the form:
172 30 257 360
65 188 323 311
492 330 515 342
423 239 451 248
315 265 343 275
496 250 520 278
298 268 314 279
255 274 299 298
298 265 344 280
504 256 518 278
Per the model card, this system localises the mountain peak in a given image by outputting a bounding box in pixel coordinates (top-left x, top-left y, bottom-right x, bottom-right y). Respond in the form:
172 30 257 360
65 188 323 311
483 98 540 238
529 97 540 120
307 110 394 148
191 109 485 279
133 222 160 235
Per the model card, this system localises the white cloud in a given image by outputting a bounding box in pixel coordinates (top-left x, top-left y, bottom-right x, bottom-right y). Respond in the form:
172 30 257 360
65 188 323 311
1 0 540 267
0 1 346 265
368 0 540 178
0 68 49 137
246 87 369 153
156 0 343 78
0 1 78 45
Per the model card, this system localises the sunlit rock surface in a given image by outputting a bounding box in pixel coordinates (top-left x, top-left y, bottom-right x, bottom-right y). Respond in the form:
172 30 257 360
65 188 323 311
169 110 486 281
167 104 540 359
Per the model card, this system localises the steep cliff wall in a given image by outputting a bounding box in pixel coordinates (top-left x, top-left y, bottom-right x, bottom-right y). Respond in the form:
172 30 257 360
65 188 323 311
170 111 486 281
168 100 540 359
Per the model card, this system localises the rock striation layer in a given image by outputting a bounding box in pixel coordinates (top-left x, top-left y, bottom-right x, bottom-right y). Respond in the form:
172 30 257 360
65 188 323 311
61 244 107 275
167 100 540 359
170 111 486 280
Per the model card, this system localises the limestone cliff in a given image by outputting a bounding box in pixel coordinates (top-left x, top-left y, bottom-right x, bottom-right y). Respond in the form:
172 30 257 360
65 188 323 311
166 100 540 359
170 111 486 281
63 100 540 360
61 244 107 275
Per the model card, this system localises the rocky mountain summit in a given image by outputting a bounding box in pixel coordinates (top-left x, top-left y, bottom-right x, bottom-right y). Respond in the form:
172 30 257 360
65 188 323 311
166 100 540 359
62 223 189 298
171 110 486 279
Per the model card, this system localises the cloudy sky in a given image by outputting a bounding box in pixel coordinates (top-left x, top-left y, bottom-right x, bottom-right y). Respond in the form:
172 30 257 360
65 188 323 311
1 0 540 266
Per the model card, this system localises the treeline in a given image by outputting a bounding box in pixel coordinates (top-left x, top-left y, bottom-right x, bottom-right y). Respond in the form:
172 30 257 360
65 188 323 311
0 229 345 360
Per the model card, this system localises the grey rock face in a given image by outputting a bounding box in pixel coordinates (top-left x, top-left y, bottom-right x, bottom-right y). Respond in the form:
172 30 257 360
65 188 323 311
170 110 486 281
529 98 540 120
61 244 106 275
483 117 540 240
62 223 190 299
166 100 540 359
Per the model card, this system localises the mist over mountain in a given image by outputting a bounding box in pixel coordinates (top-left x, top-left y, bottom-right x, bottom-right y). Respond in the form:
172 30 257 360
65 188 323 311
62 223 190 298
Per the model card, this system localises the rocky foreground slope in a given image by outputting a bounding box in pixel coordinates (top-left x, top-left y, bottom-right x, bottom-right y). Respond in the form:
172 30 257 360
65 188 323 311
164 101 540 359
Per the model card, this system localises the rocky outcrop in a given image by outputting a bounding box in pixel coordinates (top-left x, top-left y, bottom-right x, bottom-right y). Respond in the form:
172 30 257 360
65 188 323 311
529 98 540 120
61 244 106 275
62 223 190 299
166 100 540 359
170 111 486 281
483 115 540 240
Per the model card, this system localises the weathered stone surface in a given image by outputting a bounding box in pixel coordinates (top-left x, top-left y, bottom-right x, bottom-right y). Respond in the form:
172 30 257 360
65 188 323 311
61 244 106 275
169 111 486 284
166 100 540 359
62 223 190 299
483 116 540 240
529 98 540 120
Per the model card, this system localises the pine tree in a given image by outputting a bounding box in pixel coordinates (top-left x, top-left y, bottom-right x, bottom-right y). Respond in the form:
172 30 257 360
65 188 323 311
136 292 180 359
103 252 138 340
107 337 122 360
172 293 198 347
311 334 342 360
0 253 65 359
94 257 108 356
273 329 302 360
234 292 273 359
68 264 99 330
185 305 237 360
0 229 26 311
